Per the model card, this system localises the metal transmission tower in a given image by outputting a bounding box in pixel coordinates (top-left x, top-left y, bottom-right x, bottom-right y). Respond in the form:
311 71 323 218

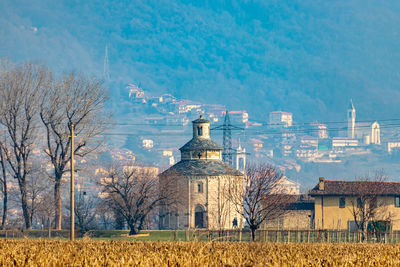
103 45 110 81
212 110 244 166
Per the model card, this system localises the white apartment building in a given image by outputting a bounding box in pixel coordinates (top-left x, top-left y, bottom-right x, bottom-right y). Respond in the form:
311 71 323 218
269 111 293 128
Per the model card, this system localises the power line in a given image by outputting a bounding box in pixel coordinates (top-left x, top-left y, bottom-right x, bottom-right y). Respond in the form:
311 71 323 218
102 122 400 137
104 118 400 128
250 118 400 127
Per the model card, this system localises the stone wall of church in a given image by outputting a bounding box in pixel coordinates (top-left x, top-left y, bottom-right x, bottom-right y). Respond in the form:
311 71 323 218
207 175 243 230
159 174 243 230
188 176 208 228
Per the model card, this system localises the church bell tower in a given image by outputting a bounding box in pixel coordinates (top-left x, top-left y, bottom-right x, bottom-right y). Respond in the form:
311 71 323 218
347 99 356 139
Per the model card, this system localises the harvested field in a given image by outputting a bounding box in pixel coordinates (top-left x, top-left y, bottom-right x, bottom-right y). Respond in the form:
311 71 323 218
0 240 399 266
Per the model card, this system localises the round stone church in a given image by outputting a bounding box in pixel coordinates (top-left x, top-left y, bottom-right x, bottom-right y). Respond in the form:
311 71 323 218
159 116 243 230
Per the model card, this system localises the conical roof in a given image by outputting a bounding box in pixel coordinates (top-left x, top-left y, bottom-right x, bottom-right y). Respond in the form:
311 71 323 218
179 138 222 151
161 159 242 176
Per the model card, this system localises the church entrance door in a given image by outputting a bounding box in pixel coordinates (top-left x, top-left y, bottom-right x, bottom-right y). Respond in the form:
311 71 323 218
195 205 204 228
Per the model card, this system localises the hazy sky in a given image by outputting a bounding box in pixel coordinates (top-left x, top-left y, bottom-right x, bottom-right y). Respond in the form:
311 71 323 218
1 0 400 122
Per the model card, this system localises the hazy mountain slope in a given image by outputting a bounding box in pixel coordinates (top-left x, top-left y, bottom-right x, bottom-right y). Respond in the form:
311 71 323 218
1 0 400 122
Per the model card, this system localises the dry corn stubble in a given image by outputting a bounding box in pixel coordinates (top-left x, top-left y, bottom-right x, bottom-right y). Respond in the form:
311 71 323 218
0 240 399 266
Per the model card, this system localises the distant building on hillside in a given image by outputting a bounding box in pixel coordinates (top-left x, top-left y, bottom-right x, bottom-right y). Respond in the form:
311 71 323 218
123 165 159 175
227 110 249 125
269 111 293 128
204 104 226 122
355 121 380 145
171 100 202 114
388 142 400 154
331 137 358 152
309 122 328 139
142 139 154 149
296 136 318 160
345 99 380 145
160 94 176 103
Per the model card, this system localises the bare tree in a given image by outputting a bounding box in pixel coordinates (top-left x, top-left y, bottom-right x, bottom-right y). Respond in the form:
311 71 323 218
26 162 50 228
96 199 114 230
74 189 97 233
0 61 49 229
229 163 292 241
100 163 176 235
39 72 107 229
348 172 392 242
35 190 55 229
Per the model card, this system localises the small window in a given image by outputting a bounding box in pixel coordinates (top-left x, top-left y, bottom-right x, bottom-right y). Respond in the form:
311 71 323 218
339 197 345 208
197 182 203 193
395 196 400 207
197 126 203 136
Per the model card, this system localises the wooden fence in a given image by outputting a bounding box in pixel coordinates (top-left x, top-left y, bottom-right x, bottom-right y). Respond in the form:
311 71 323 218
187 229 400 243
1 229 400 243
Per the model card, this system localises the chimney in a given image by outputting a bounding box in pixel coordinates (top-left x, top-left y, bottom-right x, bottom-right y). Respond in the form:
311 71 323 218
319 177 325 191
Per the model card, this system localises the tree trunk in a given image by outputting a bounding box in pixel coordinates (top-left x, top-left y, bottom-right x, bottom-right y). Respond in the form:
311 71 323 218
128 222 139 236
30 198 35 229
1 180 7 229
250 226 257 241
54 178 62 230
19 182 32 229
0 150 7 229
361 224 367 243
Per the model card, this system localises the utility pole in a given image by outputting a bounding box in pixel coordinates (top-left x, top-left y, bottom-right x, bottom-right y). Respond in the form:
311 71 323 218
70 123 75 241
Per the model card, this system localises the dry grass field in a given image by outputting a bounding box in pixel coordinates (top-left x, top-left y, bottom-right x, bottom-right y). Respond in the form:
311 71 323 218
0 240 399 266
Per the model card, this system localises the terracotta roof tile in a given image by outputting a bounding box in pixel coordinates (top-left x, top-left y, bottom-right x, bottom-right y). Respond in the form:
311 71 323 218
309 180 400 196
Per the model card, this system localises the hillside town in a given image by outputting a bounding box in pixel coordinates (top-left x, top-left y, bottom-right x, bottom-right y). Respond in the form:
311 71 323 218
109 85 400 178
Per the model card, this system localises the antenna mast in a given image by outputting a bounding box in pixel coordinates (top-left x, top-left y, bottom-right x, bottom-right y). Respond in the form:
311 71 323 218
103 45 110 81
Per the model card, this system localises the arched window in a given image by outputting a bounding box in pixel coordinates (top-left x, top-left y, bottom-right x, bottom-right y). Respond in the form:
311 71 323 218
197 126 203 136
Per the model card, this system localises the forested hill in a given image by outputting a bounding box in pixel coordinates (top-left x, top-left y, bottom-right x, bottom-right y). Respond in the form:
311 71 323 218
1 0 400 122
